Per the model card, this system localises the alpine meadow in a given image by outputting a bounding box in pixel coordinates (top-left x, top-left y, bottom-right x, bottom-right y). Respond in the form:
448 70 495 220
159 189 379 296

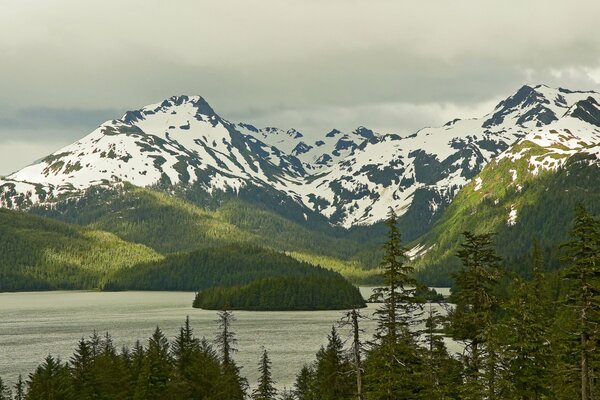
1 1 600 399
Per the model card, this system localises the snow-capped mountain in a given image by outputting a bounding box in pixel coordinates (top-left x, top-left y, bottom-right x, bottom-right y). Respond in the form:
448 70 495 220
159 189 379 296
1 85 599 229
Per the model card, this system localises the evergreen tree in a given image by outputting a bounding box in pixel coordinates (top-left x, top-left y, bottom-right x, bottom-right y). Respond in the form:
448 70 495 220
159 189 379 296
14 375 24 400
134 327 172 400
26 355 74 400
0 377 11 400
252 348 277 400
560 205 600 400
312 327 354 400
294 365 315 400
421 303 462 399
365 209 426 399
498 240 552 399
70 337 95 399
448 231 503 400
341 309 365 400
214 310 247 400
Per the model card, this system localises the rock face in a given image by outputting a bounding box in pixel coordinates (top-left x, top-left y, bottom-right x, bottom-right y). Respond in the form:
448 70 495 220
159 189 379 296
2 85 599 229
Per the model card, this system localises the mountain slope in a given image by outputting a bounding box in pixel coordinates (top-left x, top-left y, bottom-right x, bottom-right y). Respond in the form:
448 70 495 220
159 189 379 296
0 208 163 291
30 184 381 282
412 107 600 285
4 85 598 232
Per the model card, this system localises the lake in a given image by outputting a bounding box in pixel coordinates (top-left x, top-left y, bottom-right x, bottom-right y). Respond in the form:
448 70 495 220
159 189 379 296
0 287 452 389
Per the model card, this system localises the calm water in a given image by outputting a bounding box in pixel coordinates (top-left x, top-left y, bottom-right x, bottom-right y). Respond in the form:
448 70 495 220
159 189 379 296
0 288 452 389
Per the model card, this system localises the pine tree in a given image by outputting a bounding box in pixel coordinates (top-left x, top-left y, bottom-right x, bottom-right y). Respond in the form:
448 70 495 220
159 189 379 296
499 240 552 399
310 327 354 400
448 231 503 400
0 377 11 400
365 209 426 399
13 375 24 400
214 310 247 400
294 365 315 400
421 303 462 399
26 355 74 400
252 348 277 400
560 205 600 400
134 327 172 400
70 337 95 399
340 308 365 400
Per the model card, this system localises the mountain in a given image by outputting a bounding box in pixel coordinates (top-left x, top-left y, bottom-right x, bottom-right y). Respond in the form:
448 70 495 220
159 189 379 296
1 84 599 285
412 94 600 285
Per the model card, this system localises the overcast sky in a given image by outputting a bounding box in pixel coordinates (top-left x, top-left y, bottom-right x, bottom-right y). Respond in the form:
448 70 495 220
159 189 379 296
1 0 600 175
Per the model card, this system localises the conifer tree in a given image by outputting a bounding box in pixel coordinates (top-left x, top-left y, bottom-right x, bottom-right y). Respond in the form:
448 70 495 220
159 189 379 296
448 231 502 400
365 209 426 399
70 337 95 399
499 240 552 399
134 327 172 400
252 348 278 400
0 378 11 400
14 375 24 400
312 327 354 400
560 205 600 400
341 308 365 400
215 310 247 400
26 355 74 400
294 365 315 400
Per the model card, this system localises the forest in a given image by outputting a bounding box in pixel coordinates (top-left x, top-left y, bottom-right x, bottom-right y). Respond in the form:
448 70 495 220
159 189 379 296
1 204 599 399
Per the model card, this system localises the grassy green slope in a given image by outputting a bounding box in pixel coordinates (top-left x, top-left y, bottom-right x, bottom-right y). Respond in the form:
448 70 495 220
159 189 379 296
0 208 163 291
413 149 600 286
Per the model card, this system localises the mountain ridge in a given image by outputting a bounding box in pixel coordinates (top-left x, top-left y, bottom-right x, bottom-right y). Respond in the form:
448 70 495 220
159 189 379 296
1 84 599 232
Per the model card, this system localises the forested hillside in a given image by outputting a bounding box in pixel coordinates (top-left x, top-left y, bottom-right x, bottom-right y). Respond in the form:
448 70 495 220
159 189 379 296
414 151 600 286
31 184 381 282
0 208 162 291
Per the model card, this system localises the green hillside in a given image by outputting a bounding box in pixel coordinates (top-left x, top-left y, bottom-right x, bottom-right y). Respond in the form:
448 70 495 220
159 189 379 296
0 208 163 291
32 184 381 283
414 150 600 286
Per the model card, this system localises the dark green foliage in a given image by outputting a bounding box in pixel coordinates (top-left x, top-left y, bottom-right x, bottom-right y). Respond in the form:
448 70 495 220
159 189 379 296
497 241 553 399
0 378 11 400
16 316 245 400
0 208 160 291
447 232 503 400
30 184 382 276
364 210 428 399
416 156 600 286
557 205 600 399
252 349 277 400
193 275 365 311
105 244 353 291
26 356 74 400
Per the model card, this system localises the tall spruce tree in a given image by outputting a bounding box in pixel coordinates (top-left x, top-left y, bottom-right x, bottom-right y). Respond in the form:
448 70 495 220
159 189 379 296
0 377 11 400
560 205 600 400
252 348 278 400
14 375 24 400
448 231 502 400
215 310 247 400
498 240 552 399
134 327 172 400
312 327 354 400
365 209 426 399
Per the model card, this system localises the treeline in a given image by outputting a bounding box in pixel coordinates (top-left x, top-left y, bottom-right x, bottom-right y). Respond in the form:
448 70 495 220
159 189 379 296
3 205 600 399
193 275 366 311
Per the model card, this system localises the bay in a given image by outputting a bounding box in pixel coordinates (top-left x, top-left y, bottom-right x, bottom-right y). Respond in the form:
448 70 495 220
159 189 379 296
0 287 452 389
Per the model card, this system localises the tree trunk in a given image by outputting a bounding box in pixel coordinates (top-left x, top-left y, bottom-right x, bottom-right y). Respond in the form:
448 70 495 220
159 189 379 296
351 309 364 400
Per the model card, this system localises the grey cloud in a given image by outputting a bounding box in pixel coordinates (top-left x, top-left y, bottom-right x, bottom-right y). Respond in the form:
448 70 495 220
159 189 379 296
1 0 600 172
